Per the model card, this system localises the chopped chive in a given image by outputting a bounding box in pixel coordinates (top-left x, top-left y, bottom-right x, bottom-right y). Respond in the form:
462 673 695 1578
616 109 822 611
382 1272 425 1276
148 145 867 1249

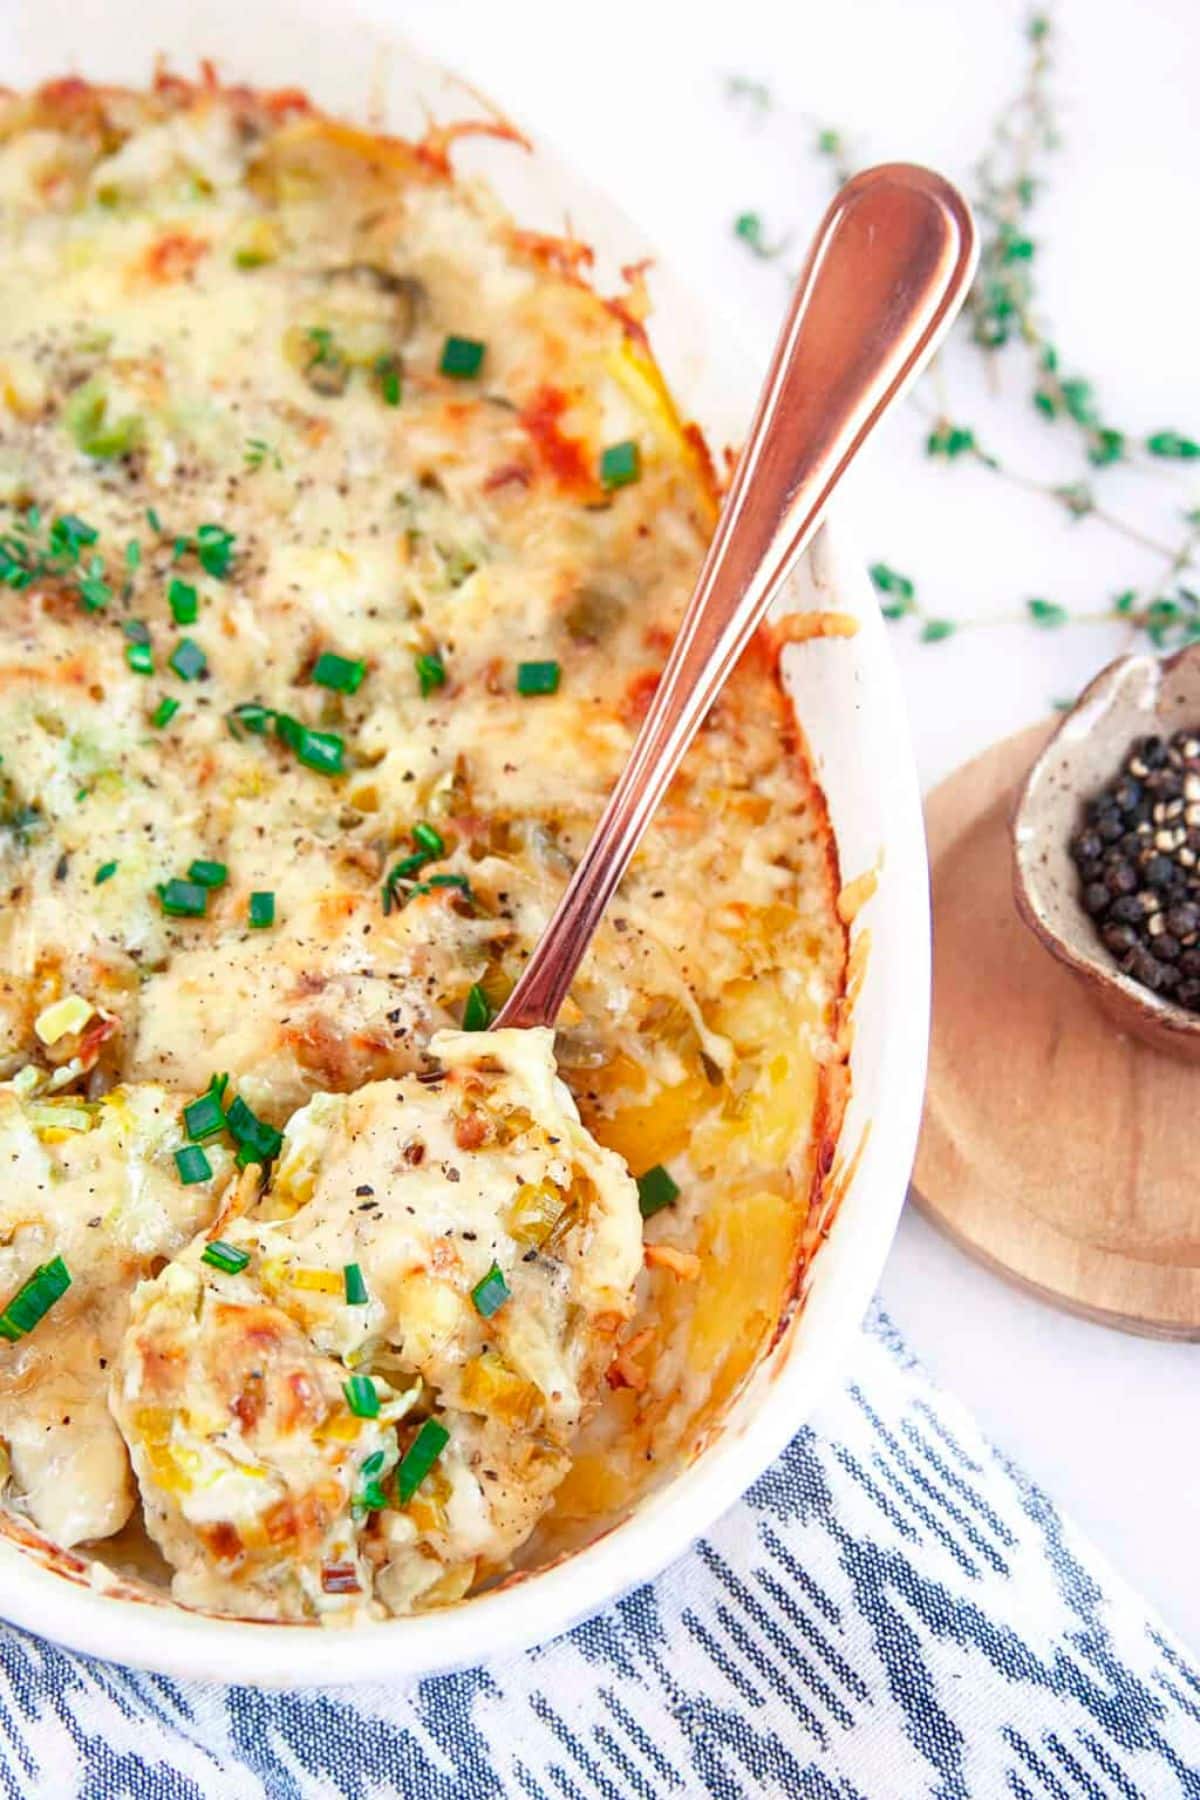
273 713 345 774
343 1374 380 1419
168 578 198 625
183 1087 226 1140
248 890 275 929
636 1163 680 1219
470 1262 510 1319
405 875 471 903
174 1144 213 1185
412 821 444 857
228 701 273 737
440 335 486 379
125 540 141 569
187 859 227 889
49 515 98 562
415 650 446 696
600 440 641 490
193 523 236 579
396 1418 449 1503
295 726 344 775
157 877 208 919
0 1256 71 1342
169 637 207 681
123 619 151 645
146 507 163 533
226 1094 283 1165
151 695 180 728
312 650 366 695
201 1239 249 1275
516 660 560 697
306 325 338 366
299 728 344 775
389 851 431 882
94 860 118 885
77 569 112 613
344 1263 369 1306
375 355 402 406
244 437 279 471
462 983 492 1031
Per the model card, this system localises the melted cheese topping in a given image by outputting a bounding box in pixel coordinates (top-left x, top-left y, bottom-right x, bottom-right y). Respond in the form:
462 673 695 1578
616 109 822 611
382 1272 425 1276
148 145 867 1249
113 1029 640 1620
0 1080 228 1546
0 78 848 1619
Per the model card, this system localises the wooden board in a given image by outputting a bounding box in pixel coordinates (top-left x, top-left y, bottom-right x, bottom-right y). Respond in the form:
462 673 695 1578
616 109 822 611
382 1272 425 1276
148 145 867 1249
913 720 1200 1339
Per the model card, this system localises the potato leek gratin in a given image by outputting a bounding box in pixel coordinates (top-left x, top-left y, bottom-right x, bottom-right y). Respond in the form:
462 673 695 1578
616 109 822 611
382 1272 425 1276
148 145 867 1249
0 75 849 1624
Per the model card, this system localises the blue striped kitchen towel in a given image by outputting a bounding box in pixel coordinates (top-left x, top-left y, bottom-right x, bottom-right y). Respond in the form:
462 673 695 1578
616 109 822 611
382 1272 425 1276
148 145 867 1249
1 1304 1196 1800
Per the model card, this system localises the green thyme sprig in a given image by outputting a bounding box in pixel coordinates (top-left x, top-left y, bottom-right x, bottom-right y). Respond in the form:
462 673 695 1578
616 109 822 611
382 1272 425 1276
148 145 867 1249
868 565 956 643
733 212 789 261
725 75 772 118
726 11 1200 659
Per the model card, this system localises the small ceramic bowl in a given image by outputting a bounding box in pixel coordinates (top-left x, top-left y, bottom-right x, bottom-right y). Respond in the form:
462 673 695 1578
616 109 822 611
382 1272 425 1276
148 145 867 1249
1013 642 1200 1061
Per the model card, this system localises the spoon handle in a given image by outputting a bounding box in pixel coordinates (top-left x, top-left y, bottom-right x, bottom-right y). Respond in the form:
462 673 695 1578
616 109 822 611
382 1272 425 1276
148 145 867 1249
496 162 977 1031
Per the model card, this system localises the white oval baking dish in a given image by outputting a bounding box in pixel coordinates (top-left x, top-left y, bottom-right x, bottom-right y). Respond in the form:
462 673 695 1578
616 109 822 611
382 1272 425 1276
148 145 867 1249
0 0 931 1686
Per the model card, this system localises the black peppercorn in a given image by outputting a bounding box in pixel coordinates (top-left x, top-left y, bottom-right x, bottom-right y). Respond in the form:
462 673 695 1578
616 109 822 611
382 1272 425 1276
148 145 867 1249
1104 861 1137 896
1123 945 1165 990
1101 922 1139 956
1164 902 1200 939
1072 724 1200 1014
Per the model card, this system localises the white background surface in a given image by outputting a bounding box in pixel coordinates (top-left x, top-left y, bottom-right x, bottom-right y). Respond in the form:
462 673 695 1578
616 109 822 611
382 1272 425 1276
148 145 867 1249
387 0 1200 1650
6 0 1197 1658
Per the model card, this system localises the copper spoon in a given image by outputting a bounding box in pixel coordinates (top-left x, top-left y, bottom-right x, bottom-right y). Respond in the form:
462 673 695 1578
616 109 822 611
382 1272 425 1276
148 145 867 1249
496 163 977 1031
